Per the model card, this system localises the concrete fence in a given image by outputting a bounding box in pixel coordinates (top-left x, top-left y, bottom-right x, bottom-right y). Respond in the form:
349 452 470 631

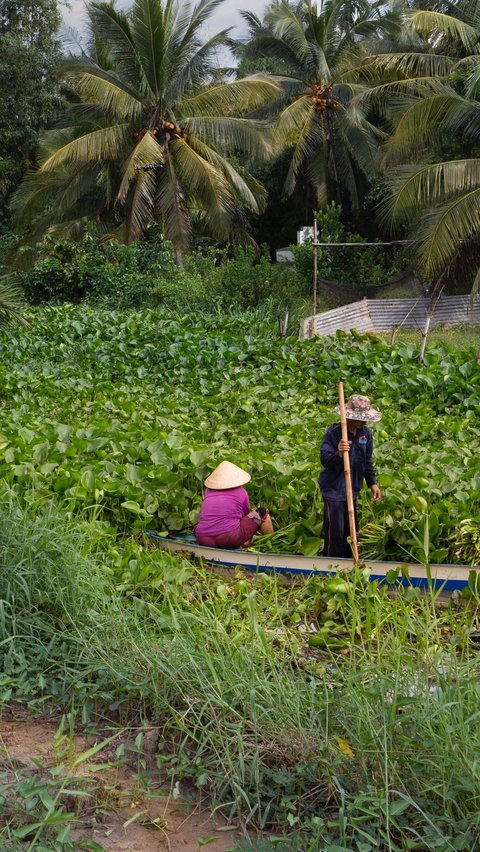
300 295 480 339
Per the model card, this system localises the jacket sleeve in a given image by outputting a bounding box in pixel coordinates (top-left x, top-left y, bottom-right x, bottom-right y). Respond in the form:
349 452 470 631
364 431 377 486
320 427 344 471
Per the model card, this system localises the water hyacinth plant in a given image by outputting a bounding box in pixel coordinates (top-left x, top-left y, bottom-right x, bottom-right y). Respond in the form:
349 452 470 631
0 306 479 560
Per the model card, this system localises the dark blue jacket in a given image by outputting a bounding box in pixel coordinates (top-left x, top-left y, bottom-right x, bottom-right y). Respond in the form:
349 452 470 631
318 423 377 500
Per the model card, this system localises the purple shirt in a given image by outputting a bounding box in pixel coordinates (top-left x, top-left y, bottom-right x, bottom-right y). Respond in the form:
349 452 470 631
195 487 250 537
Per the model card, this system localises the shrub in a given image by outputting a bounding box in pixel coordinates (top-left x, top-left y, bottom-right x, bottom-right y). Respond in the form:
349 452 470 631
20 226 176 307
291 202 406 290
17 228 307 314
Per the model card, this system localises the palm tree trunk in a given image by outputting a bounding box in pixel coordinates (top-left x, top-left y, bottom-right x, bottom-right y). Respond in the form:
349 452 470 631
419 272 447 363
325 114 340 204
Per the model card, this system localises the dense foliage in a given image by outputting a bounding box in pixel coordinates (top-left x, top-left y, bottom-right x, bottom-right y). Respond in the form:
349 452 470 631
292 202 408 291
1 0 479 295
0 0 61 222
1 306 479 562
18 228 311 312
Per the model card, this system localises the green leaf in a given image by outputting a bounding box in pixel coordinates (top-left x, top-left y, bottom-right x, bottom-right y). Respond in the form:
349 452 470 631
126 463 142 484
121 500 145 515
81 469 95 491
388 798 410 816
12 822 44 839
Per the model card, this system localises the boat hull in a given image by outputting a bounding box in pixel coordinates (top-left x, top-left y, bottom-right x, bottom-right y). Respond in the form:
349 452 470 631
147 533 475 592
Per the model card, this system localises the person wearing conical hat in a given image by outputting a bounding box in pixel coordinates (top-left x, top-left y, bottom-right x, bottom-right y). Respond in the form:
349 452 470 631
195 461 273 549
318 394 382 558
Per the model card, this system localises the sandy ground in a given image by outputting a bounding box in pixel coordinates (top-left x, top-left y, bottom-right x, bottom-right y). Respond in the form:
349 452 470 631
0 714 245 851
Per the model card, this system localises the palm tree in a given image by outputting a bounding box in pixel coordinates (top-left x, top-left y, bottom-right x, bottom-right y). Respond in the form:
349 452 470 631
375 2 480 288
237 0 401 211
12 0 281 263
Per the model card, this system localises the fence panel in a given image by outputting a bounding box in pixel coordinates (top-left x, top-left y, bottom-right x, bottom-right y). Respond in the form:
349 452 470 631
300 296 480 339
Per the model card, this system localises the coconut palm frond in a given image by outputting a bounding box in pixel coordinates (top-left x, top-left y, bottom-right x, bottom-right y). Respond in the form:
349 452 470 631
39 124 131 171
0 276 28 328
267 4 326 82
37 128 76 161
181 75 282 117
355 51 454 80
166 29 231 103
333 81 372 102
183 117 273 159
63 71 143 120
155 153 190 253
333 140 361 210
187 136 265 211
274 95 314 148
11 160 107 235
409 10 480 53
355 77 452 115
54 162 106 215
130 0 168 98
238 9 263 34
169 0 228 79
62 56 142 100
171 137 235 237
238 32 302 71
465 58 480 98
122 166 157 243
334 107 379 175
284 109 326 197
117 131 165 203
88 1 146 92
383 159 480 225
173 0 226 46
385 95 480 161
66 102 109 125
221 161 266 213
10 168 69 220
415 186 480 276
348 13 400 44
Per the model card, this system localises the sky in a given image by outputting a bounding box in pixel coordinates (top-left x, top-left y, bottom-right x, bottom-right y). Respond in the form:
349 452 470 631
60 0 266 51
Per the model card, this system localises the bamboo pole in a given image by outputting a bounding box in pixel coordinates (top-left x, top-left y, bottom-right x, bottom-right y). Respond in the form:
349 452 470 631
338 381 359 564
313 219 318 317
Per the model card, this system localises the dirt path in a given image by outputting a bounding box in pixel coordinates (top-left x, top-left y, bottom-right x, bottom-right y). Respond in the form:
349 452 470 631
0 714 245 851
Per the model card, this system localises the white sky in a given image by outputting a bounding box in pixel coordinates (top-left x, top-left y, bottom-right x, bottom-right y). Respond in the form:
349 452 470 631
60 0 266 50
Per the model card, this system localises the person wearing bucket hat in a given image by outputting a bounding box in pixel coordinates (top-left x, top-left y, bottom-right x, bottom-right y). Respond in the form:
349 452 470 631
318 394 382 558
195 461 273 549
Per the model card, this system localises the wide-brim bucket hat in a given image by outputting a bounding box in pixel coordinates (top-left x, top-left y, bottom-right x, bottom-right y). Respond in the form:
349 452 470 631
335 393 381 422
204 461 251 490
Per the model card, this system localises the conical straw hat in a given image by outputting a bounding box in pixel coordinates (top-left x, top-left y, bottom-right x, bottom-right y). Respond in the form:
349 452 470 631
204 461 251 490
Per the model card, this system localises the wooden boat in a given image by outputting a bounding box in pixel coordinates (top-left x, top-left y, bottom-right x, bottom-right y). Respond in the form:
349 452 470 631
146 532 476 592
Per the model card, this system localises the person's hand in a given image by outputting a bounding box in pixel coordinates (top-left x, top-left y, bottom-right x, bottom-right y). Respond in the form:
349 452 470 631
338 439 351 454
255 507 269 520
370 484 381 502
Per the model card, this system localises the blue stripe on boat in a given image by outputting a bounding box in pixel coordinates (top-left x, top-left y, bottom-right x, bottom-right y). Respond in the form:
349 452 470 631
145 531 472 591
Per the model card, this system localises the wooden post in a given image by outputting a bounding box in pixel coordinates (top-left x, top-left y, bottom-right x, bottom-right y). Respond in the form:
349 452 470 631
313 219 318 317
419 313 431 363
278 306 289 338
338 381 359 564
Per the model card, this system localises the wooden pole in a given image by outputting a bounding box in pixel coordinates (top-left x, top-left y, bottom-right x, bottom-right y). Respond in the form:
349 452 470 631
338 381 359 564
313 219 318 317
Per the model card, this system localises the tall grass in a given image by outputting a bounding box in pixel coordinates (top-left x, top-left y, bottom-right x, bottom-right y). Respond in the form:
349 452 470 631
1 494 479 849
